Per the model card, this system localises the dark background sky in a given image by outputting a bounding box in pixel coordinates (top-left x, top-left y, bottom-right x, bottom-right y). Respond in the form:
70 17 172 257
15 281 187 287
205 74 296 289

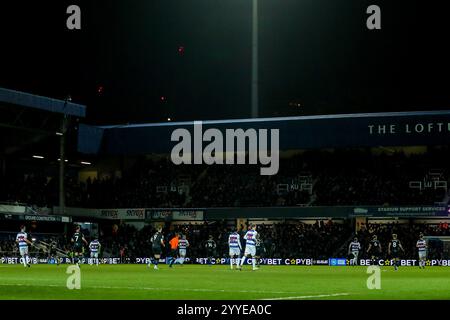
1 0 449 125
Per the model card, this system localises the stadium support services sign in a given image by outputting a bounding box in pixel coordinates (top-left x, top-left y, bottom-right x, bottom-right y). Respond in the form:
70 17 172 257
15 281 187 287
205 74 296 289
351 205 449 217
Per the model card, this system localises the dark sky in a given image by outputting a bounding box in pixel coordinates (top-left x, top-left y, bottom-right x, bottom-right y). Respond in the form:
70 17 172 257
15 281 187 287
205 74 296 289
1 0 449 125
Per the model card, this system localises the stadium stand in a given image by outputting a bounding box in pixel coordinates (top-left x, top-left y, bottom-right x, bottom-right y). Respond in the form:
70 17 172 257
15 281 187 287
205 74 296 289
2 89 450 262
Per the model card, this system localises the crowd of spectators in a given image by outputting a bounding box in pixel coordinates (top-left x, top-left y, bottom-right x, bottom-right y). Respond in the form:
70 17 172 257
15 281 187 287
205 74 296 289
312 150 448 206
0 233 68 258
99 221 231 260
252 221 353 259
105 221 449 261
1 220 449 261
338 221 450 260
61 220 354 260
1 148 449 209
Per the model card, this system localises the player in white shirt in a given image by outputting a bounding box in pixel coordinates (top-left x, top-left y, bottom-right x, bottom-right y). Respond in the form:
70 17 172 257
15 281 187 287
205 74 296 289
228 230 242 270
416 233 427 269
348 237 361 266
239 225 258 271
178 235 189 265
16 226 33 267
89 239 101 266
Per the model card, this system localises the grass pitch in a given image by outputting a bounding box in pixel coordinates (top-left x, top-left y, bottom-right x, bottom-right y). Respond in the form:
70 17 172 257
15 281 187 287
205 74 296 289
1 264 450 300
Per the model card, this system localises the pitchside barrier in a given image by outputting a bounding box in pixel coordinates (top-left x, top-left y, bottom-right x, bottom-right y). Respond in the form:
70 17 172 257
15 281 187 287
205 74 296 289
328 258 449 267
2 256 450 267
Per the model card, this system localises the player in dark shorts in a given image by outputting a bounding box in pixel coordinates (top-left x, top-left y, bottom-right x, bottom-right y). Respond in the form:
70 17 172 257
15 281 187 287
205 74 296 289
148 227 165 270
388 233 405 271
167 233 178 268
254 234 266 268
71 225 88 266
366 235 382 266
205 235 217 266
47 239 60 265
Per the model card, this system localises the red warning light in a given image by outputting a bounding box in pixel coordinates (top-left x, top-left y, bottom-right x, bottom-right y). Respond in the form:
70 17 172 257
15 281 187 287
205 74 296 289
178 46 185 55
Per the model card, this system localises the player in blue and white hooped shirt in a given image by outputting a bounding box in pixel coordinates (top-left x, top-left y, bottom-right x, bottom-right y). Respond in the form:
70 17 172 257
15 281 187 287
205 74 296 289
178 235 189 265
348 237 361 266
89 239 101 266
239 225 258 271
416 233 427 269
16 226 33 267
228 230 242 270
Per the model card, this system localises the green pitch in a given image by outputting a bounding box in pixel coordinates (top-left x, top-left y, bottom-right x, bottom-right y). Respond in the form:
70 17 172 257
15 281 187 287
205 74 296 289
1 264 450 300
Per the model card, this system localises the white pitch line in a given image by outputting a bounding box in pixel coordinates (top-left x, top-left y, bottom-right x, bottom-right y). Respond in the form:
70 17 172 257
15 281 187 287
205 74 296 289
260 293 350 300
0 282 326 296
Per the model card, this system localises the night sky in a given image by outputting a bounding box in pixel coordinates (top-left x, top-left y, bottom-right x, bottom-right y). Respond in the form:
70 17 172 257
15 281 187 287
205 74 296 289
1 0 449 125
